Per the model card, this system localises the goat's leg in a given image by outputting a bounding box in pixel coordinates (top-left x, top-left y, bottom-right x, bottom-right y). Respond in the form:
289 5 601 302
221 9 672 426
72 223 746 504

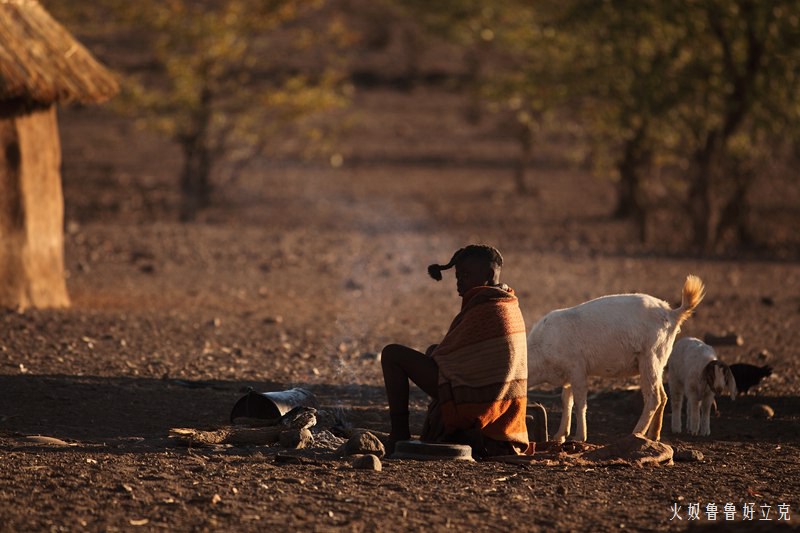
670 385 684 433
687 394 701 435
571 374 589 442
646 379 667 441
699 393 714 436
553 384 573 443
633 366 660 437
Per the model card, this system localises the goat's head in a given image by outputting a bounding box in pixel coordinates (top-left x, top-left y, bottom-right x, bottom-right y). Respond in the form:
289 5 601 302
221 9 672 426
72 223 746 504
704 360 738 400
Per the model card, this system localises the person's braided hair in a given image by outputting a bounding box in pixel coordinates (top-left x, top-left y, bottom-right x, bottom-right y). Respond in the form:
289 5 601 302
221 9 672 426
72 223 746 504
427 244 503 281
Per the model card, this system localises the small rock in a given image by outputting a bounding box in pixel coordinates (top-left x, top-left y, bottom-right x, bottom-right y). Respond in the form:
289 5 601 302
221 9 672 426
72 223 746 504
278 477 305 484
352 454 382 471
344 278 364 291
279 428 313 449
279 407 317 430
750 404 774 419
359 352 380 361
760 296 774 306
673 448 704 462
336 430 385 458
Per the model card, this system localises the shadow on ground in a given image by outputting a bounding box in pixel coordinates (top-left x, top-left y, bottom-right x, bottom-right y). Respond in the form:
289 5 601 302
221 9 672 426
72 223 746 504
0 374 392 444
1 375 797 449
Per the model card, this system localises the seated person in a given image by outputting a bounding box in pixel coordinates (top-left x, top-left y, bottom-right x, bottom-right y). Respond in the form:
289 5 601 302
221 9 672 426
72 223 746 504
380 244 529 457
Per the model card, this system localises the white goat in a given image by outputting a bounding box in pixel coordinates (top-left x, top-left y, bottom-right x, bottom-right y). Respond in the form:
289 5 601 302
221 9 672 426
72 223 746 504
527 275 705 442
668 337 736 436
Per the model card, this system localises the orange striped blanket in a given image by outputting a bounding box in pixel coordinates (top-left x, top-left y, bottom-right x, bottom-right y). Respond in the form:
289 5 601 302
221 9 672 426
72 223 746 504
429 285 529 453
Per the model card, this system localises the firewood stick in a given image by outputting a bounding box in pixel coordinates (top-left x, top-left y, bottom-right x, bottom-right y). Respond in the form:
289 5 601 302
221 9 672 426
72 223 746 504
170 426 283 446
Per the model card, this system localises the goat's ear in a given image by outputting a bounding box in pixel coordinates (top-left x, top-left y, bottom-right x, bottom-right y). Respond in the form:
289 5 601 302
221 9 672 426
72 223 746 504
725 366 738 399
703 363 716 390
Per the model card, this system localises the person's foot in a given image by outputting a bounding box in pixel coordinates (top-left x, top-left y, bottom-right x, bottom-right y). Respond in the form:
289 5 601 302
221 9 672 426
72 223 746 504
384 433 411 457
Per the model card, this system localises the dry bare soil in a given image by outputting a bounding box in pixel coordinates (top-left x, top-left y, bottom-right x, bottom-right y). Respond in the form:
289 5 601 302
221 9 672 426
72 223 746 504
1 86 799 532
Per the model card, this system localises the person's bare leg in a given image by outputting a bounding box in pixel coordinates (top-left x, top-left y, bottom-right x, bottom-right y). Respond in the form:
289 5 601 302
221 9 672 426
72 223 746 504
380 344 439 449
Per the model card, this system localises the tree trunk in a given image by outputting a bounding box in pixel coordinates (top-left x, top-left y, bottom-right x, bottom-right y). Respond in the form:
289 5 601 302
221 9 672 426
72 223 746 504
689 2 764 250
179 137 212 222
731 185 754 246
179 87 213 222
687 131 720 251
715 170 755 246
514 123 535 195
687 166 713 251
614 160 641 220
400 25 420 91
617 164 648 244
619 162 647 243
613 126 649 242
0 106 70 308
463 46 484 124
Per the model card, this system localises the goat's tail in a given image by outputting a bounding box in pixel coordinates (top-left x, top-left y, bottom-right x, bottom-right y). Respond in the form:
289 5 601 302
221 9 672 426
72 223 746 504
674 275 705 328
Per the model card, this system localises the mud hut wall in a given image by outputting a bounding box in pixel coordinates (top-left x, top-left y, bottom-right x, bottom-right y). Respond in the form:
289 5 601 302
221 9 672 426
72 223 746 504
0 115 27 306
0 106 69 308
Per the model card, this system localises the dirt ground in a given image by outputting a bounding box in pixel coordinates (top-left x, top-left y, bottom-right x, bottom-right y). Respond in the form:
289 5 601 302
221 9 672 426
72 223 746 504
1 82 800 531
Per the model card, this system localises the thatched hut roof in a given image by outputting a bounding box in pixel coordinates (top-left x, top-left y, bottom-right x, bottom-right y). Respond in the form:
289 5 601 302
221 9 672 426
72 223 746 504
0 0 119 108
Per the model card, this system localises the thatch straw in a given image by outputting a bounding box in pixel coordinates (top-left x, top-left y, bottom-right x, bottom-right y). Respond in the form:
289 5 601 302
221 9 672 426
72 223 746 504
0 0 119 106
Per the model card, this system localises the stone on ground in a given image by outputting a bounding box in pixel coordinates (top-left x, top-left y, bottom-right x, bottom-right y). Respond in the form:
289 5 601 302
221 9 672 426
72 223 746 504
352 454 382 471
673 448 704 462
336 430 386 458
279 428 314 449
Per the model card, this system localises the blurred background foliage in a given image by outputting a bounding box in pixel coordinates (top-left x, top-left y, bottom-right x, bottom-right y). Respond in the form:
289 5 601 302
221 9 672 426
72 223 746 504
48 0 354 221
45 0 800 250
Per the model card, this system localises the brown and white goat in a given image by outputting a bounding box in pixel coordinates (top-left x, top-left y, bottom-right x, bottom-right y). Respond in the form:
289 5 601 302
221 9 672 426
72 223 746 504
668 337 737 436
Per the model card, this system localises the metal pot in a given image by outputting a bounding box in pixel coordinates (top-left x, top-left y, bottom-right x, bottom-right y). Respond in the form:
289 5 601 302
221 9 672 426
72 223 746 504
230 387 318 422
